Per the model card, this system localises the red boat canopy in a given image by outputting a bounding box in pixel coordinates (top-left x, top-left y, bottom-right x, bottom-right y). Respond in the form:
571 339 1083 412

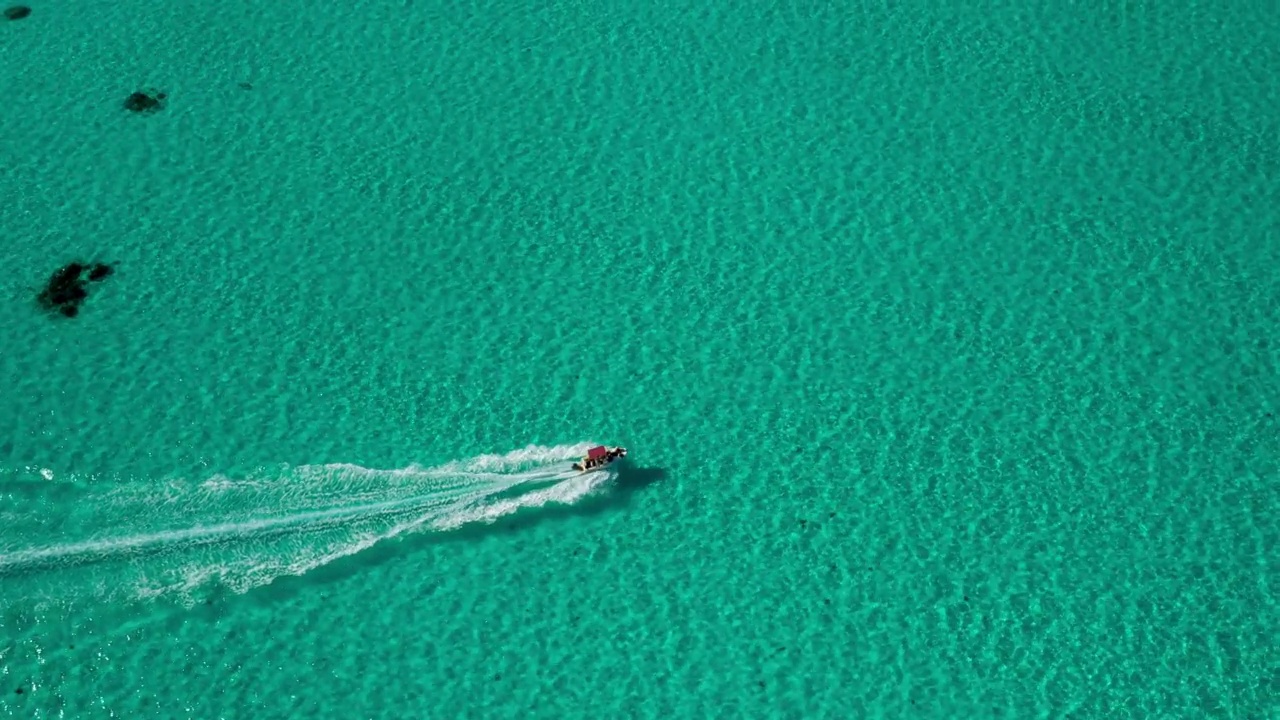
587 445 607 459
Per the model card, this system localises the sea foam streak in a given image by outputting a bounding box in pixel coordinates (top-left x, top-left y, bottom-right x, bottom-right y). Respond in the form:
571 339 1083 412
0 443 612 608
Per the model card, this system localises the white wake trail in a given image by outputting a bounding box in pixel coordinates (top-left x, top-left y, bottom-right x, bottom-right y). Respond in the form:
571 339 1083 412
0 442 616 608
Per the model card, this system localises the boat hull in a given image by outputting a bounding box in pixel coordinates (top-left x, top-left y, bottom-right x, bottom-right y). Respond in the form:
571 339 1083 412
572 458 619 472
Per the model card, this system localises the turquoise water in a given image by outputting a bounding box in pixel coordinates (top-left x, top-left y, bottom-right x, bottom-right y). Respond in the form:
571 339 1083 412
2 0 1277 716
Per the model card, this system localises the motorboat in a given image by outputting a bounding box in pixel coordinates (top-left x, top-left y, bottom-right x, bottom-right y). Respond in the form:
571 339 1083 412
572 445 627 472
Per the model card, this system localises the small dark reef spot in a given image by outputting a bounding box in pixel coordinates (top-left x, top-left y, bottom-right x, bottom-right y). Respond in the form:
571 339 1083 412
88 262 112 281
4 6 31 20
37 261 114 318
124 90 167 113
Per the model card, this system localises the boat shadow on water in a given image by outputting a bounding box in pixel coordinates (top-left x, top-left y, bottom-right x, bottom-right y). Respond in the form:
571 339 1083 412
255 465 669 600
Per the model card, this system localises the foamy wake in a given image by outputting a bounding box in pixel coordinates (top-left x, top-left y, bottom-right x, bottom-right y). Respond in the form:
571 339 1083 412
0 442 614 608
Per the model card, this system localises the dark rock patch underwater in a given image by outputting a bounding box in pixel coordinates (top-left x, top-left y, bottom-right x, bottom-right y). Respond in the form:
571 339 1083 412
124 90 166 113
36 261 114 318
